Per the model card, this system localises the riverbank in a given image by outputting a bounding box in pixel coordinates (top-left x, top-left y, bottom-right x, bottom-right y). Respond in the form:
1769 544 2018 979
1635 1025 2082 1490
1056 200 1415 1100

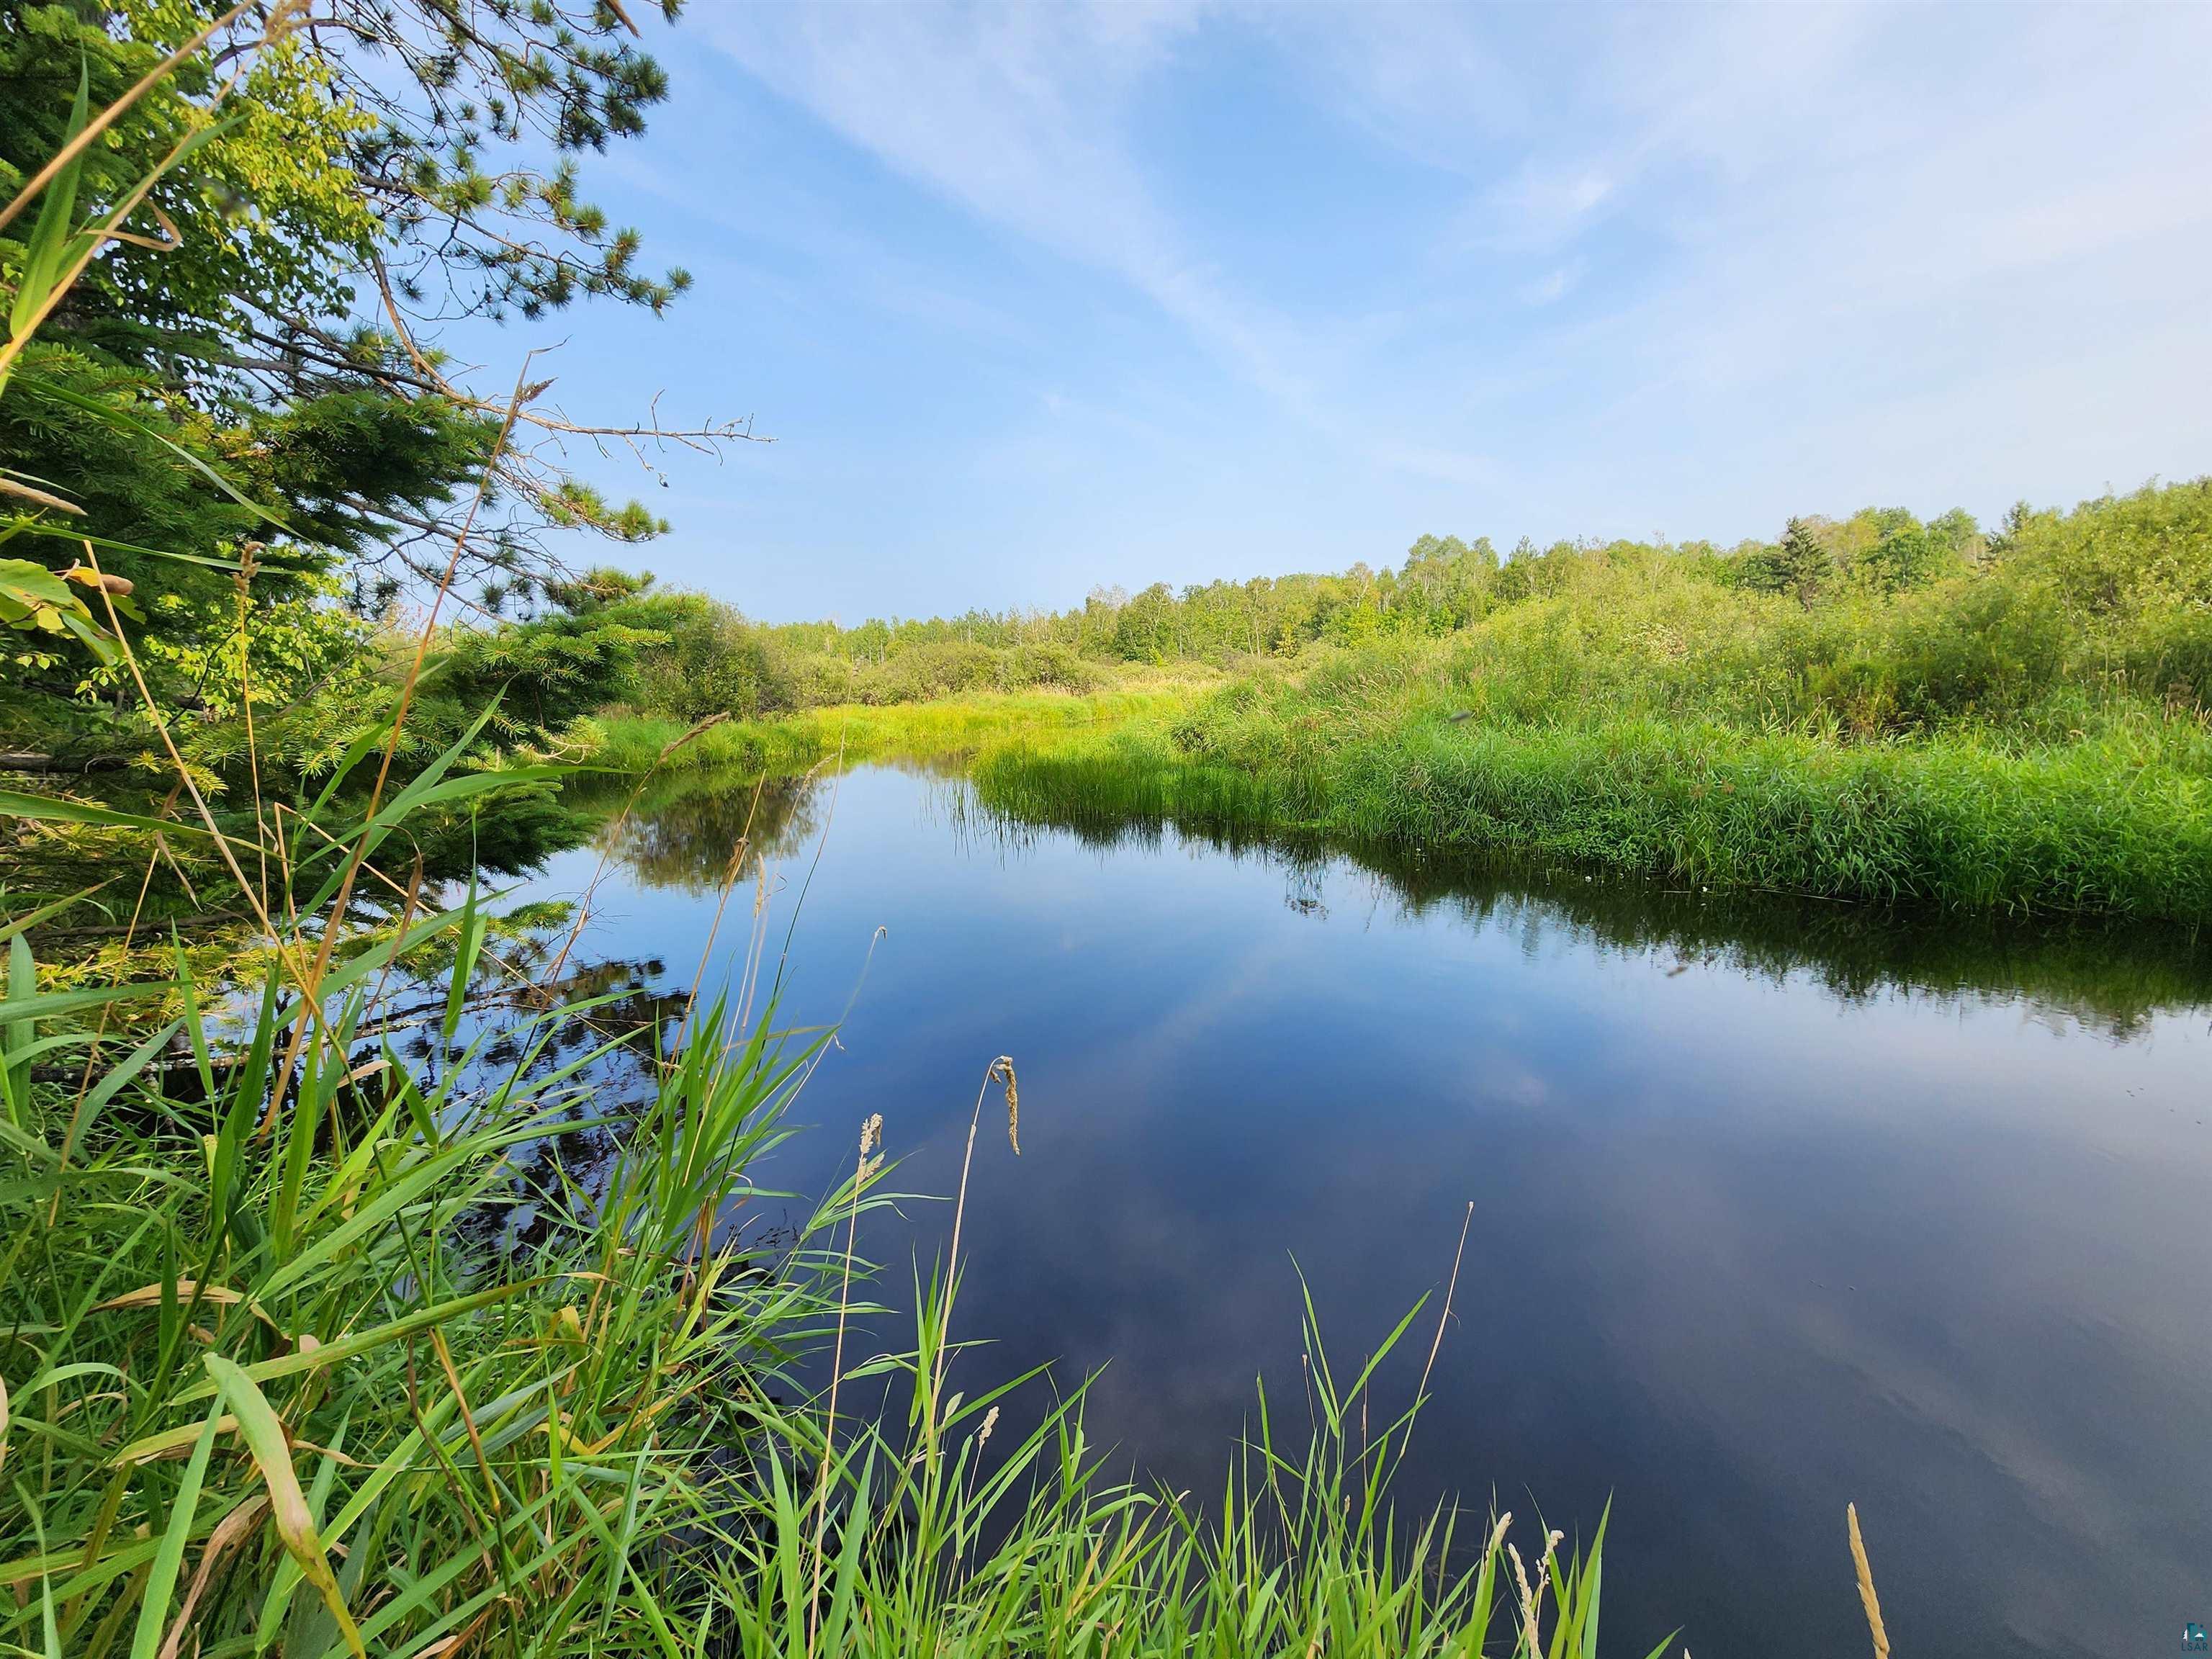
571 683 1200 777
583 652 2212 922
573 480 2212 922
969 674 2212 920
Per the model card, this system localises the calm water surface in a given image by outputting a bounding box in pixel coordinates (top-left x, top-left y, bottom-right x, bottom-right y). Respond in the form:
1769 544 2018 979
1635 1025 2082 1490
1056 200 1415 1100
529 763 2212 1659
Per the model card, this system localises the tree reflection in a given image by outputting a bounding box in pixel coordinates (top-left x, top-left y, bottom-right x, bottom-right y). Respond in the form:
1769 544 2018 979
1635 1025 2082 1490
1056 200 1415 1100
948 782 2212 1038
585 768 832 892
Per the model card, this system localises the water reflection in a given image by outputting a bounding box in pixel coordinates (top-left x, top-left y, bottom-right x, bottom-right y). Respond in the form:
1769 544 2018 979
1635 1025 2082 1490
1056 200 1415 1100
531 763 2212 1659
588 770 830 893
606 760 2212 1035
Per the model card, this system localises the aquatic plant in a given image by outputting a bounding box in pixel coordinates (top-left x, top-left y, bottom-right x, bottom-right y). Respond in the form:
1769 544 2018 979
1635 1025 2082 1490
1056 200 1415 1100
972 667 2212 921
0 60 1652 1657
572 685 1196 780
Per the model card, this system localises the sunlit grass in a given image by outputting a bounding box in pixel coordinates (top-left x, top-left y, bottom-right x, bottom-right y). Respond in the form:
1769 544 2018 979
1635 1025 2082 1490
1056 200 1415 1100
1 893 1665 1657
971 674 2212 920
574 686 1200 778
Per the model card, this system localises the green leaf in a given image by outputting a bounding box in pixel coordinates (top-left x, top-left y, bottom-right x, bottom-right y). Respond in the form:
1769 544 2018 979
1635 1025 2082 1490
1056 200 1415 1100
441 879 485 1048
0 560 76 611
14 374 287 530
4 518 258 572
204 1355 364 1658
0 789 214 839
180 1282 537 1397
9 63 89 344
0 883 112 946
128 1400 223 1659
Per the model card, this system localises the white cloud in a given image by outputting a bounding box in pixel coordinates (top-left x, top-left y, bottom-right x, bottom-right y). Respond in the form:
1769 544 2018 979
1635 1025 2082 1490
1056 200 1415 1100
1480 161 1617 253
693 0 2212 562
696 3 1334 415
1251 1 1524 171
1519 262 1582 307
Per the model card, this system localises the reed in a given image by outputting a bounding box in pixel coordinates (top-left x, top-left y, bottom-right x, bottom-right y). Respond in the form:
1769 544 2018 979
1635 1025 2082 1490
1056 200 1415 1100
573 687 1192 778
971 670 2212 921
1 65 1645 1659
1 851 1667 1656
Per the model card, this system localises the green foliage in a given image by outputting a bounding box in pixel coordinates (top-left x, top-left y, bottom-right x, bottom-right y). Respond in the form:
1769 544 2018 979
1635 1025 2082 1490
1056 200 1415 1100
1856 505 1961 593
1997 474 2212 698
0 337 493 750
0 900 851 1655
578 686 1190 781
330 0 695 322
980 688 2212 920
1 1 374 356
0 556 127 666
752 505 1994 680
2 0 710 698
3 0 688 348
509 481 2212 925
938 480 2212 921
622 589 796 720
422 574 799 742
1739 515 1832 605
429 601 674 736
0 1 701 860
796 637 1109 706
444 577 1131 741
4 346 296 590
250 389 497 555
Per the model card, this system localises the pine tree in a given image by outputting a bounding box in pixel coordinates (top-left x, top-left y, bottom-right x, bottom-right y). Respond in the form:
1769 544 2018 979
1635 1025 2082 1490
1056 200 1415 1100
1743 517 1832 607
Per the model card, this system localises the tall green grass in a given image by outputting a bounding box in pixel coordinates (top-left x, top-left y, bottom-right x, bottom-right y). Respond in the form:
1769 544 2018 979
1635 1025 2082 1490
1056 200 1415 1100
572 687 1197 780
973 658 2212 921
0 871 859 1656
0 889 1669 1657
964 749 2212 1032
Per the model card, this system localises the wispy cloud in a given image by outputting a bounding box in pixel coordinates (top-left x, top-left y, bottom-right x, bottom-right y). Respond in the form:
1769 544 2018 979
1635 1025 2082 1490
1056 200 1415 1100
647 1 2212 616
1480 162 1617 253
696 3 1336 419
1252 1 1524 172
1519 263 1581 307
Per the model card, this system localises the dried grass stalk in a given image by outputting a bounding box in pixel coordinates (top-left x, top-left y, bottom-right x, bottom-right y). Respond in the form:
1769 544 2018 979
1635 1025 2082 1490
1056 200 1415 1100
1847 1502 1891 1659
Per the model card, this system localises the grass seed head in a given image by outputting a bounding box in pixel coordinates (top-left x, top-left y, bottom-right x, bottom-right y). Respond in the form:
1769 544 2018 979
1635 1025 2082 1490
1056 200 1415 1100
989 1055 1020 1153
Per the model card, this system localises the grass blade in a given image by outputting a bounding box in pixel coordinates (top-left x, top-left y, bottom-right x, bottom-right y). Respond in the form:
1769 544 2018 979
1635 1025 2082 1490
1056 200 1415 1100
204 1356 364 1658
127 1401 222 1659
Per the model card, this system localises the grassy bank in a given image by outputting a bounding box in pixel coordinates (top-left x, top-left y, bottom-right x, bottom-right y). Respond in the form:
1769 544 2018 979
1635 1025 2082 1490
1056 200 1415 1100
974 689 2212 920
958 763 2212 1033
571 685 1202 778
1 894 1645 1658
951 482 2212 921
581 656 2212 920
540 480 2212 922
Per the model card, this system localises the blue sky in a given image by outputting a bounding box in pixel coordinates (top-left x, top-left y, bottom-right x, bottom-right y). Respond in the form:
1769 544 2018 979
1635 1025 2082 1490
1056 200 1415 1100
514 2 2212 624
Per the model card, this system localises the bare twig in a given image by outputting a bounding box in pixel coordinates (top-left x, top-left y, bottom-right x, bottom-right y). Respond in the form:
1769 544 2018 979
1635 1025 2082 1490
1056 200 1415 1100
258 354 540 1133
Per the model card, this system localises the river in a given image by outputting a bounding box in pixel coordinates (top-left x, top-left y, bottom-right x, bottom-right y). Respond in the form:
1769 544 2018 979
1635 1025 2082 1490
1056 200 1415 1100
525 760 2212 1658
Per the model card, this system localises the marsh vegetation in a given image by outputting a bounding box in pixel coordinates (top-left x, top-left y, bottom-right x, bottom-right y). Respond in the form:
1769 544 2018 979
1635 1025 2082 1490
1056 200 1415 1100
3 4 2204 1655
0 8 1645 1658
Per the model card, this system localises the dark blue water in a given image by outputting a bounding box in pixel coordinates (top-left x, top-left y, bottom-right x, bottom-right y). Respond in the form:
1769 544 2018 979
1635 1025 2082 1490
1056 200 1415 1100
530 763 2212 1659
